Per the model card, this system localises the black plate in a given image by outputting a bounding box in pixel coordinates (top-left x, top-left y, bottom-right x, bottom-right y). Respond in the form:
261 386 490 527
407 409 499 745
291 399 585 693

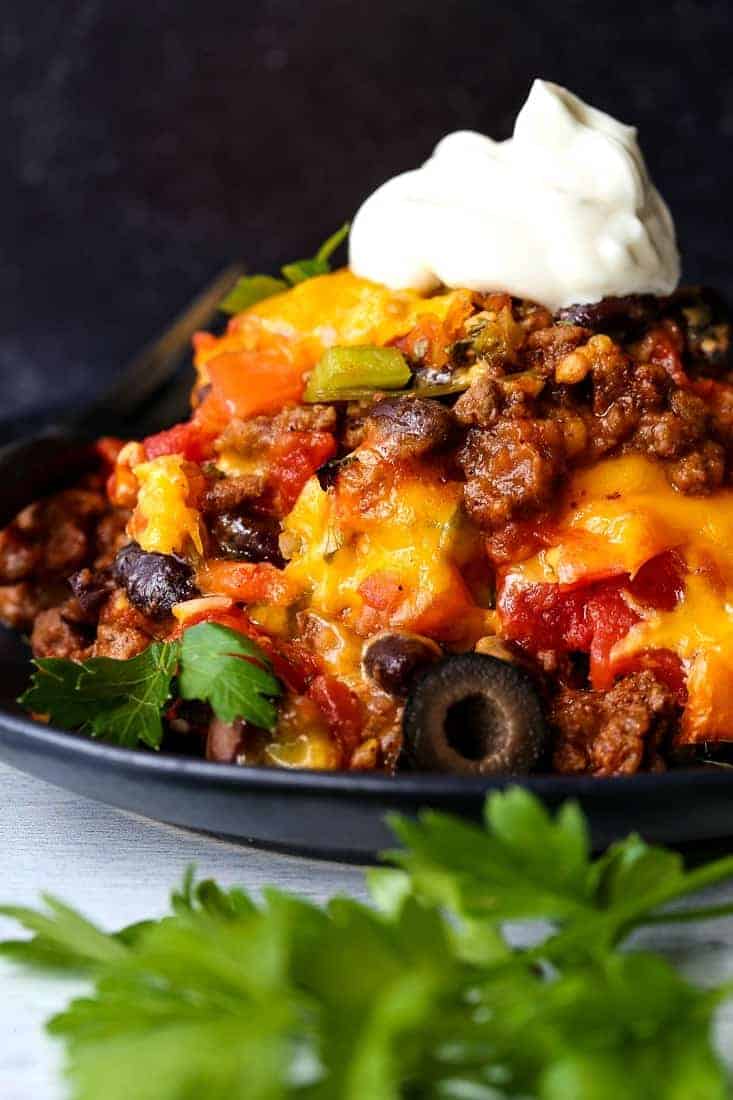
1 626 733 860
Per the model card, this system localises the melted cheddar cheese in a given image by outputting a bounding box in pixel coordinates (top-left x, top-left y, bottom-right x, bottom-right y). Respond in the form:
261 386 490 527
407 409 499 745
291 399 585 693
194 270 472 380
282 456 486 644
504 454 733 742
129 455 202 557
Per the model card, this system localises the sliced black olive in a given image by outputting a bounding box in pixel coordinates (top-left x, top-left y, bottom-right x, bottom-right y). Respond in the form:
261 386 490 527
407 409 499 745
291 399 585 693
210 511 284 567
362 632 441 696
112 541 198 619
403 653 546 775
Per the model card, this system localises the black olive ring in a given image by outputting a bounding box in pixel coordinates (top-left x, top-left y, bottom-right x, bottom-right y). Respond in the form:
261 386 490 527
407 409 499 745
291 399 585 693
403 652 547 775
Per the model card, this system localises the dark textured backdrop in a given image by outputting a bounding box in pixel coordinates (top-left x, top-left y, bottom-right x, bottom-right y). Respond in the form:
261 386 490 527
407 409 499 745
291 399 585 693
2 0 732 428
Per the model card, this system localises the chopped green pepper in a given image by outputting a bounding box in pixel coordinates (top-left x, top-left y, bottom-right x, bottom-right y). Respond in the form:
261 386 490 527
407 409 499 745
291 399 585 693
303 345 412 403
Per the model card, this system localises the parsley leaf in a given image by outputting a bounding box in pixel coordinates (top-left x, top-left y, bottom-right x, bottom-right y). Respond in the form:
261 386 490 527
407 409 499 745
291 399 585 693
281 222 350 286
219 224 350 314
20 623 281 747
388 787 733 958
178 621 281 730
219 273 288 314
3 791 733 1099
20 642 180 749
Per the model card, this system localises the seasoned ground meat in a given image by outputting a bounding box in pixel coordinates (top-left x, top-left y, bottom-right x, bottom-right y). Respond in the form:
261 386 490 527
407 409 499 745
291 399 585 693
31 606 92 661
459 418 566 530
0 486 106 583
453 375 503 428
92 591 157 660
633 390 708 459
216 404 338 458
200 474 266 514
551 672 677 776
524 323 589 374
0 583 50 631
0 528 41 582
666 440 726 494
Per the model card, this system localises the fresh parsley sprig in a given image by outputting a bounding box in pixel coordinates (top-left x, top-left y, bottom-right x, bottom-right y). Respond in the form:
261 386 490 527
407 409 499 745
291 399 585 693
20 622 282 748
220 223 350 314
2 789 732 1099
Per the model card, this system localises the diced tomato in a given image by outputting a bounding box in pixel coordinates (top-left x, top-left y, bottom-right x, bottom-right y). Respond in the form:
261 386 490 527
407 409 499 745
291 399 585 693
142 418 217 464
177 602 257 637
192 331 218 356
613 648 687 704
645 324 690 387
267 430 337 514
626 549 685 611
267 641 321 694
358 568 484 643
208 349 305 419
358 571 403 614
197 560 299 606
394 315 450 370
498 550 685 691
308 674 363 755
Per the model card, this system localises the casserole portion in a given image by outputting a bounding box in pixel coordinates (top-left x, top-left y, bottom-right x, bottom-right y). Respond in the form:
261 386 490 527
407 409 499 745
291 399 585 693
3 272 732 775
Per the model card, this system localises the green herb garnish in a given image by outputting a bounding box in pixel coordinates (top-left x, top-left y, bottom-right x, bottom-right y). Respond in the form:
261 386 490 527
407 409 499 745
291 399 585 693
2 789 732 1099
178 621 280 730
219 274 289 315
220 223 350 314
303 345 412 403
281 222 350 285
19 622 281 747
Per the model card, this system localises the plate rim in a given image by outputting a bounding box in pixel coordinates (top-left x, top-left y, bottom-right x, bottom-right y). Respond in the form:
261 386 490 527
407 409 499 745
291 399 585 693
2 705 732 802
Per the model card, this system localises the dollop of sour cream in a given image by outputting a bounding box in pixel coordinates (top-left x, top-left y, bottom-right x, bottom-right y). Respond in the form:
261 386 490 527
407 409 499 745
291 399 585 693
349 80 680 311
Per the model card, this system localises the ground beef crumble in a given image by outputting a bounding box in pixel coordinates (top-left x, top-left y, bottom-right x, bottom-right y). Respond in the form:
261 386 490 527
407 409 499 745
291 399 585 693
550 672 679 776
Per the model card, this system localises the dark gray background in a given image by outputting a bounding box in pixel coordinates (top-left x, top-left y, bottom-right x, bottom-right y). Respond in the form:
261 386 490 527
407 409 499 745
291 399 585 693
2 0 731 428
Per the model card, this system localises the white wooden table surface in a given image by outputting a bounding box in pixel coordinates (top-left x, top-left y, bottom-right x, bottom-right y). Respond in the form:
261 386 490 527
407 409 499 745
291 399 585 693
1 761 732 1100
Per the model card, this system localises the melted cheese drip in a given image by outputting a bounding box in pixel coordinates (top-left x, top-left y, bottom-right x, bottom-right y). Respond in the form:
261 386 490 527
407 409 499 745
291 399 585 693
506 454 733 741
194 270 471 381
282 463 484 642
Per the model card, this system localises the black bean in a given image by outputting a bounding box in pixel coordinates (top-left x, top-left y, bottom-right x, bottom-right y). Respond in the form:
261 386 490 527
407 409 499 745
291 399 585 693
555 294 663 337
362 632 440 696
367 396 455 457
112 542 198 618
210 512 284 567
68 567 113 617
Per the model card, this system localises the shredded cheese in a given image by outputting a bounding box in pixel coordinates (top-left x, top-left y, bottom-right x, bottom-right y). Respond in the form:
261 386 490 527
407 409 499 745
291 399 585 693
129 455 203 557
